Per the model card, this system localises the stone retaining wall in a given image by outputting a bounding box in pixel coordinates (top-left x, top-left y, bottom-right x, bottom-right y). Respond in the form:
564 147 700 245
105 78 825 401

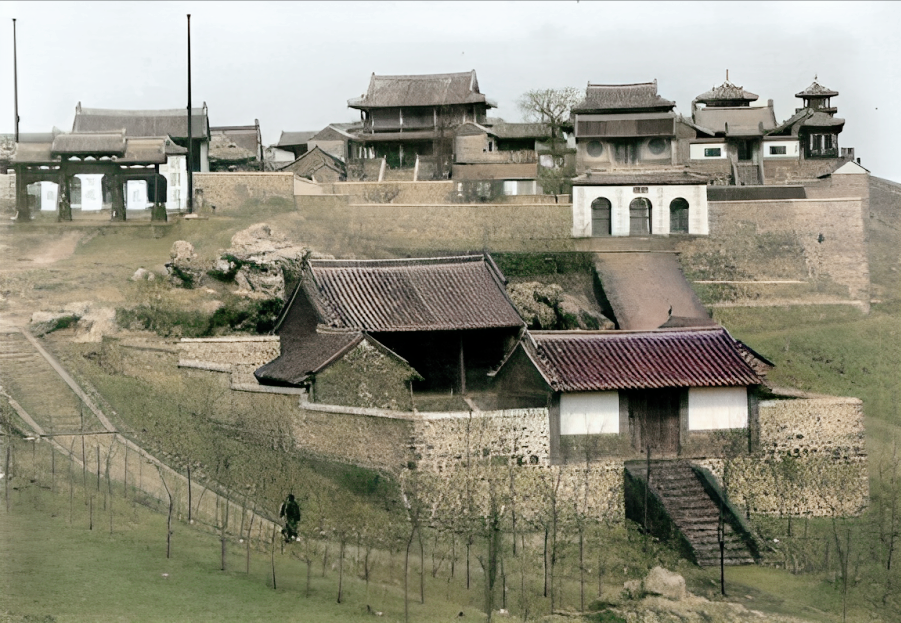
695 397 868 517
192 172 294 213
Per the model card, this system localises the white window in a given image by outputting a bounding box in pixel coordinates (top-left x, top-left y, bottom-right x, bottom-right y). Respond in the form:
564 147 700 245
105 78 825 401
688 387 748 430
560 392 620 435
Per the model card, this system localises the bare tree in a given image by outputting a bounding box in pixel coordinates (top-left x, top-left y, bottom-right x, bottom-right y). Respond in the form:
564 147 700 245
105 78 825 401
518 88 582 196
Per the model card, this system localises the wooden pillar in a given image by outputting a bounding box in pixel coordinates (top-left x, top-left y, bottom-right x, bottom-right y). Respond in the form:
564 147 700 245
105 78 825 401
14 167 31 222
459 333 466 395
109 171 126 221
57 165 72 222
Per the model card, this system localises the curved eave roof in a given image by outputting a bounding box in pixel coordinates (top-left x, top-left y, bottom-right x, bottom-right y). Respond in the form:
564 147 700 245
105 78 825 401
796 81 839 98
694 81 759 104
523 328 766 392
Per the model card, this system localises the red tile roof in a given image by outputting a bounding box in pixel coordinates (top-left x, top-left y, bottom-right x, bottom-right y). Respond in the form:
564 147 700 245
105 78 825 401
524 327 765 392
305 255 524 332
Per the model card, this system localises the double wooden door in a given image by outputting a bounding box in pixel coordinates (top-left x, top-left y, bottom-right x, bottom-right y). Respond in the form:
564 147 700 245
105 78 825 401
628 388 681 456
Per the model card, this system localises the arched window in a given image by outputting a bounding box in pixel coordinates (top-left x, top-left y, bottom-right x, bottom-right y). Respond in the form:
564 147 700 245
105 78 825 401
591 197 611 237
629 197 651 235
669 198 689 233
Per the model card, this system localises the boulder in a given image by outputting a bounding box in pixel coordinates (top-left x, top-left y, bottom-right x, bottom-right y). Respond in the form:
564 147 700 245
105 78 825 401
507 281 614 330
507 282 558 329
30 311 79 336
558 293 615 330
131 267 156 281
642 566 687 601
217 223 309 300
166 240 204 287
623 579 643 600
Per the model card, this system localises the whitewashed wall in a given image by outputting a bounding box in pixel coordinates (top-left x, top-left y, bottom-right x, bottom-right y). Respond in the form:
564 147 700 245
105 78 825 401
763 140 799 159
688 386 748 430
161 155 187 211
75 174 103 211
572 184 708 237
689 143 728 160
560 391 620 435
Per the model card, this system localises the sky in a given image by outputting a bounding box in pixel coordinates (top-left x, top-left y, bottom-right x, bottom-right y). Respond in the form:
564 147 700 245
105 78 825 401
2 1 899 181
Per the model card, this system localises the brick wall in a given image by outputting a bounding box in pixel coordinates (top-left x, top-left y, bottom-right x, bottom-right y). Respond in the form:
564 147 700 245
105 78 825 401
295 194 573 255
677 197 869 307
192 172 294 213
319 181 455 204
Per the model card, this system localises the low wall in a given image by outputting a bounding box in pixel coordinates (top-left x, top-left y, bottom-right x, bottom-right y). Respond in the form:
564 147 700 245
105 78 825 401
696 397 868 517
177 336 280 385
295 195 573 255
193 172 294 213
319 181 455 204
0 172 15 214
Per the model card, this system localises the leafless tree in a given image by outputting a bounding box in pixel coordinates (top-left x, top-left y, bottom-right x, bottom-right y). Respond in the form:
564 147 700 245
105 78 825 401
518 88 581 196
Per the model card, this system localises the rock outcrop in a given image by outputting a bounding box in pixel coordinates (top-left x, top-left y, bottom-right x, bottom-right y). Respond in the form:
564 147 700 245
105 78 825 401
507 281 614 330
166 240 204 287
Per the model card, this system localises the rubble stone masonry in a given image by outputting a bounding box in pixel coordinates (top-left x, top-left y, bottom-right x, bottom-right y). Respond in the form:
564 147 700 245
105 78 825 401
696 397 868 517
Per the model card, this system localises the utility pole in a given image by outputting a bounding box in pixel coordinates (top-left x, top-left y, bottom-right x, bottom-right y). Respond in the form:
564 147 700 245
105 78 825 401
186 14 193 214
13 19 20 142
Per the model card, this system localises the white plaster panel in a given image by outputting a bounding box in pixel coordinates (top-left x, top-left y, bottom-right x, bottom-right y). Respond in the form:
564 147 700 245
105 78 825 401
560 391 620 435
763 140 799 159
39 181 58 211
573 184 708 236
690 143 728 160
76 174 103 211
688 386 748 430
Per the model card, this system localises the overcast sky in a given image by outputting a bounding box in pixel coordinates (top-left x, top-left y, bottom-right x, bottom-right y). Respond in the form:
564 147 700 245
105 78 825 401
2 1 899 181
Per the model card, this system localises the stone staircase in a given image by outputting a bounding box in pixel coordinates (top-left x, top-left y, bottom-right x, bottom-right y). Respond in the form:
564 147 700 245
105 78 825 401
626 460 756 567
0 329 93 434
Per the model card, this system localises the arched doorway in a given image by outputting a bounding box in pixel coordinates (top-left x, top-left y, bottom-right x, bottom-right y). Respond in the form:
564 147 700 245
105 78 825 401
591 197 612 237
629 197 651 235
669 198 689 233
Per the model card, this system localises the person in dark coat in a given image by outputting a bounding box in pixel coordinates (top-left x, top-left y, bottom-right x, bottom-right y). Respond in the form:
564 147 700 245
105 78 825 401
279 493 301 542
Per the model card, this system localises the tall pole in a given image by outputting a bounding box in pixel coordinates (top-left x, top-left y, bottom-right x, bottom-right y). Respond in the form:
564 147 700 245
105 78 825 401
186 14 193 214
13 19 19 142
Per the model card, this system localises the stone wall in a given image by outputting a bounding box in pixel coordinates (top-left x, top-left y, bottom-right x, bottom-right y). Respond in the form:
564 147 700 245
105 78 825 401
677 197 869 308
192 172 294 213
695 397 868 517
295 194 573 255
100 337 179 379
0 172 15 214
318 181 455 204
177 336 280 385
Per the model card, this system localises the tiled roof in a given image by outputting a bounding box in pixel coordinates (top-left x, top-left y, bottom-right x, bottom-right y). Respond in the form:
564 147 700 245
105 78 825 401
305 255 524 332
768 109 845 135
524 327 765 392
254 328 363 386
309 123 362 142
277 131 318 147
51 131 126 155
210 125 260 156
489 120 551 140
694 80 758 104
573 170 708 186
348 71 491 109
800 111 845 128
12 136 172 165
573 81 675 113
796 81 838 98
693 105 776 136
592 253 710 331
73 106 210 140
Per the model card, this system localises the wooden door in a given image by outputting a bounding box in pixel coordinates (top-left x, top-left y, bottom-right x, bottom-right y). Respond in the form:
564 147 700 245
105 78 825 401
629 388 681 455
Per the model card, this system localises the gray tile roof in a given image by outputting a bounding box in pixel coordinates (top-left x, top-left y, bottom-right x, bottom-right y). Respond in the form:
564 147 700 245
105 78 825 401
73 105 210 140
51 131 126 155
694 80 758 104
348 71 491 109
573 170 709 186
277 131 318 147
305 254 525 332
693 105 776 136
522 327 764 392
573 81 675 113
796 81 838 98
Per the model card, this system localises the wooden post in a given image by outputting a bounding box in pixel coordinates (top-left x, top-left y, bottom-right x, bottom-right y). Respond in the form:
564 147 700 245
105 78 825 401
459 333 466 395
110 172 126 221
58 165 72 221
